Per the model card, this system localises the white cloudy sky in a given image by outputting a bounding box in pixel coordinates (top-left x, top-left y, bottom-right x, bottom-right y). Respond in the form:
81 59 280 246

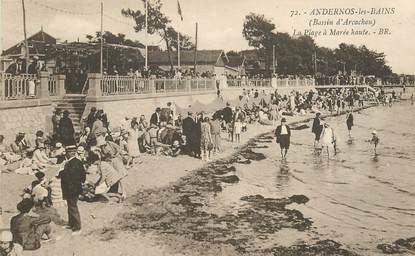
1 0 414 74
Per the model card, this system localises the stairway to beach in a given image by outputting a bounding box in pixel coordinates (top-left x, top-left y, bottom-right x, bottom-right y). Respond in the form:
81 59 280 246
56 94 86 134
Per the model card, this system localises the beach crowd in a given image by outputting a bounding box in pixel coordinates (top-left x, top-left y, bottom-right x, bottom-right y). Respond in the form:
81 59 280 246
0 84 385 255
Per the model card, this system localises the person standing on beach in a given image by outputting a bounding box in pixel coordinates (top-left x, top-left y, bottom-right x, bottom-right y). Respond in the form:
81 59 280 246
411 94 414 105
346 111 354 137
311 112 322 146
182 112 196 156
209 116 222 154
234 118 242 144
275 118 291 159
58 146 86 235
320 123 337 158
222 103 233 141
59 110 76 146
367 130 380 155
200 117 213 161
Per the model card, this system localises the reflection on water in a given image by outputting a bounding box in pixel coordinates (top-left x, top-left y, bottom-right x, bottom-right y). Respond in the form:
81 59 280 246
210 102 415 254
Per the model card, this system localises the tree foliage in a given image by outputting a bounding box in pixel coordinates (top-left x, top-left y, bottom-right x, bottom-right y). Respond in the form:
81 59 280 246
86 31 144 48
121 0 194 70
165 26 194 51
242 13 275 70
85 31 143 74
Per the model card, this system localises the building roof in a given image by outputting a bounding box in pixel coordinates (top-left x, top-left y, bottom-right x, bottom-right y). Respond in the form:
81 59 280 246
240 50 264 61
240 50 266 70
2 30 56 57
226 55 245 68
147 50 226 66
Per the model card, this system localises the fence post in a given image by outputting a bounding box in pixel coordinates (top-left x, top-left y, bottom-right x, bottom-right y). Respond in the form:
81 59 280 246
39 71 50 98
56 74 66 97
0 73 4 100
186 79 191 92
150 79 156 94
87 73 102 97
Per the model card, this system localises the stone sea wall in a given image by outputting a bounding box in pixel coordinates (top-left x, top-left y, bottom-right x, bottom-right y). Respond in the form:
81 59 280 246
83 86 314 129
0 102 54 145
84 90 239 130
0 85 314 143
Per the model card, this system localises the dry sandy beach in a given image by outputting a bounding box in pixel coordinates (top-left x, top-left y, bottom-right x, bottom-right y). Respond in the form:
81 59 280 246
1 114 288 256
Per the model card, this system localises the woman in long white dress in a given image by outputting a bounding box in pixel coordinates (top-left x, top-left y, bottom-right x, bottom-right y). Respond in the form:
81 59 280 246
320 123 337 158
127 121 141 165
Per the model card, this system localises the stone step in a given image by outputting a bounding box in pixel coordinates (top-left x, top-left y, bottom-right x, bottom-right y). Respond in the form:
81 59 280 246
69 115 82 121
58 102 85 106
56 94 86 135
57 108 85 114
59 108 84 114
65 94 86 99
59 101 85 105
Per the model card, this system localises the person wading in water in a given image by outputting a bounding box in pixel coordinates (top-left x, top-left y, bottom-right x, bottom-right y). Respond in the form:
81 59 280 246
367 130 380 155
275 118 291 159
311 112 322 147
346 110 354 138
320 123 337 158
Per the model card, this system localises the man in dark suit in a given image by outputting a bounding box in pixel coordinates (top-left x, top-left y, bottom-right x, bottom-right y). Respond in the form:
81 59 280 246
27 56 39 75
222 103 233 124
150 107 161 127
86 107 97 129
5 58 22 75
59 145 86 235
311 112 322 146
275 118 291 159
182 112 196 156
59 110 76 146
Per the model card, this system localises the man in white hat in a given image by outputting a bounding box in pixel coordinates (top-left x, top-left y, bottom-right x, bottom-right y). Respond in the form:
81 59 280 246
0 230 23 256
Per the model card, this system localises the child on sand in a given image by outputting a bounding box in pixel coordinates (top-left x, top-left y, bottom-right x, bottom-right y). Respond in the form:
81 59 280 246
15 151 36 175
148 124 159 155
234 118 242 144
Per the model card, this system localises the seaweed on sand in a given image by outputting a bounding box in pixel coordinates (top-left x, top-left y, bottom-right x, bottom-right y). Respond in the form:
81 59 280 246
377 236 415 254
269 239 359 256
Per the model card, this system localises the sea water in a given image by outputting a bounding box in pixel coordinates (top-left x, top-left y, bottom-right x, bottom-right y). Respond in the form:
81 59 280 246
209 101 415 254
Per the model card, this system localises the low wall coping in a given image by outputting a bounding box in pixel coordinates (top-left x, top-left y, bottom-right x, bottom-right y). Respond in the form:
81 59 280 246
0 98 53 110
84 87 284 103
85 90 218 103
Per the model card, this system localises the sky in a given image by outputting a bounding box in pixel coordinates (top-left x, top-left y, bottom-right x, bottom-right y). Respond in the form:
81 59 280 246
1 0 414 74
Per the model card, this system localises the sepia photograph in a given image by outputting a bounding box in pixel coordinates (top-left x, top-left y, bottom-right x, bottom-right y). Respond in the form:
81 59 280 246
0 0 414 255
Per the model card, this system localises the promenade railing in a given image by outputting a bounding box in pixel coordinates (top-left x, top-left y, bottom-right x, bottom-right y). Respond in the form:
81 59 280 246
98 75 216 97
0 73 38 100
86 74 316 98
226 78 315 88
48 75 57 96
0 72 66 102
